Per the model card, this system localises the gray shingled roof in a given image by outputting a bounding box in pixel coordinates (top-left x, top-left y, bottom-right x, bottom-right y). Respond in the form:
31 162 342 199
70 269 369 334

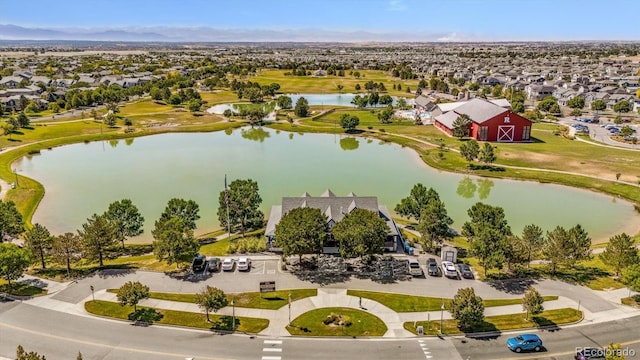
434 111 460 130
281 196 379 224
265 192 398 237
451 98 507 124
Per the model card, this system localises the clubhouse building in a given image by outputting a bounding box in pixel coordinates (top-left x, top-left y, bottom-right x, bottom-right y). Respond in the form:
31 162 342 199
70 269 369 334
265 190 405 254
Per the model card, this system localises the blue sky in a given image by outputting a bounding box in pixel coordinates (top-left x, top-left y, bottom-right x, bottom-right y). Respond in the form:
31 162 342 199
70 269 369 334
1 0 639 41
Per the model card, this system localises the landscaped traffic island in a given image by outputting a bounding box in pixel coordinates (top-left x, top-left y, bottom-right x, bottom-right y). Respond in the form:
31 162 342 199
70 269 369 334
403 308 582 336
84 300 270 333
287 307 387 336
347 290 558 312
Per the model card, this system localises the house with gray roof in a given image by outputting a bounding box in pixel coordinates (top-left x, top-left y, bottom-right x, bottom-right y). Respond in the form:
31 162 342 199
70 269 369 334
265 190 404 254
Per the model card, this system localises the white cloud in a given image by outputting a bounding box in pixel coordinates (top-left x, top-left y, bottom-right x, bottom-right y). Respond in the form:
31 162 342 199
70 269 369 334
387 0 407 11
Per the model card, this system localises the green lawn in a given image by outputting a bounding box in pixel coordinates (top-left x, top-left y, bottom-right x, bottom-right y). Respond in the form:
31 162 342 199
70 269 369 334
0 282 48 297
107 288 317 310
287 307 387 336
118 100 174 115
85 300 269 333
347 290 557 312
404 308 582 335
250 69 419 96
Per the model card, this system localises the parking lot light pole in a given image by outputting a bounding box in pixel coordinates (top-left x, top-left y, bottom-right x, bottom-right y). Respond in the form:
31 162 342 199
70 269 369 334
288 293 292 327
440 298 445 335
90 285 94 301
232 296 236 330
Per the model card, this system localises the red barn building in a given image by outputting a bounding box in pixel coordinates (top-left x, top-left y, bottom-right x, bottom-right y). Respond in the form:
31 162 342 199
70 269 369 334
434 98 532 142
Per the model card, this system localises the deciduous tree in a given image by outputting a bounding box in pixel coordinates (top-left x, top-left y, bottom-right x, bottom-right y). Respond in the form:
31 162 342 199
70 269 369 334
567 96 585 109
104 199 145 250
0 200 24 241
520 224 544 267
462 203 512 275
152 216 200 267
116 281 150 312
274 207 327 262
195 286 228 322
217 179 264 237
157 198 200 231
16 345 45 360
622 263 640 292
395 184 439 220
449 287 484 332
0 243 31 290
522 286 544 321
276 95 292 109
294 97 309 117
340 114 360 131
416 194 453 250
332 208 388 259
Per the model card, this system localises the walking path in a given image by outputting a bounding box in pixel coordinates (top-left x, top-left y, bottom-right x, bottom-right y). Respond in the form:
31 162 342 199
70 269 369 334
18 274 640 339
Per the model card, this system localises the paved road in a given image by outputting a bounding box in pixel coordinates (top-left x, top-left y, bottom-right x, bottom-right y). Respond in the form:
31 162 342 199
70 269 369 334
0 301 462 360
453 314 640 360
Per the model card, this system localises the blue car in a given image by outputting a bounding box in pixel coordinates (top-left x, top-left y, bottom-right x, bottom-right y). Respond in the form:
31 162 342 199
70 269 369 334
506 334 543 353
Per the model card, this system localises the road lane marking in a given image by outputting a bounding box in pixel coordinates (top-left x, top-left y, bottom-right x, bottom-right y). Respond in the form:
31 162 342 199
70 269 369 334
261 357 281 360
263 348 283 352
0 322 229 360
264 340 283 345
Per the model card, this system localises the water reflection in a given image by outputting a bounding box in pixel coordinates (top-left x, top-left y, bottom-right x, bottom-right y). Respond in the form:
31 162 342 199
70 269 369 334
456 177 494 200
477 179 494 200
288 133 294 140
456 177 477 199
125 138 134 146
240 127 270 142
224 127 234 136
340 137 359 151
109 140 119 148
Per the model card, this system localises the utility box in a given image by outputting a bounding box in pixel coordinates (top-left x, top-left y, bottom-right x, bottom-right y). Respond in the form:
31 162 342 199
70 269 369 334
441 246 458 263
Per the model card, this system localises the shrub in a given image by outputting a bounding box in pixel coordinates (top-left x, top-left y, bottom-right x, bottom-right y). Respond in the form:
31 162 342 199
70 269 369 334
227 237 266 254
634 294 640 303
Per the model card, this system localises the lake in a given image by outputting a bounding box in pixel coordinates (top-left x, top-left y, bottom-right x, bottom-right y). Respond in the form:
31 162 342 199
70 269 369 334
206 93 405 114
14 127 638 242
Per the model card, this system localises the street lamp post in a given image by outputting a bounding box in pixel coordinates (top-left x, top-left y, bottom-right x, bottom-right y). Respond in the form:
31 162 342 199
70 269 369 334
90 285 94 301
13 168 19 188
231 296 235 331
288 293 292 327
440 298 445 335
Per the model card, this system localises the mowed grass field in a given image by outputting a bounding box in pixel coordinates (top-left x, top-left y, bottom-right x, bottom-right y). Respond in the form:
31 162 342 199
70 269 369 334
305 109 640 187
250 69 420 96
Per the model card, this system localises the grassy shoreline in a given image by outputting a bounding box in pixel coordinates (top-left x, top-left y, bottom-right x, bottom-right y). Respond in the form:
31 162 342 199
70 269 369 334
2 102 639 232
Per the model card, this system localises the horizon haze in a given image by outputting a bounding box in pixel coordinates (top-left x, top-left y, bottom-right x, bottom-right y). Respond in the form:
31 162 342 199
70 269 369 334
1 0 639 42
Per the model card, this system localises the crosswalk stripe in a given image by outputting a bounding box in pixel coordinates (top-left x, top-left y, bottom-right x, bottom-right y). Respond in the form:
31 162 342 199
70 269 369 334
263 348 283 352
261 357 281 360
264 340 283 345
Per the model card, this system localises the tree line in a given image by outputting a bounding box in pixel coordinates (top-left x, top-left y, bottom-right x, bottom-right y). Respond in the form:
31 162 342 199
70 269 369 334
0 178 266 284
394 183 640 280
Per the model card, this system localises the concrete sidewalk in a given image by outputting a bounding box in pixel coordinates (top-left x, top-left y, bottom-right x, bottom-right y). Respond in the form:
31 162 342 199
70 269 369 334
19 272 640 339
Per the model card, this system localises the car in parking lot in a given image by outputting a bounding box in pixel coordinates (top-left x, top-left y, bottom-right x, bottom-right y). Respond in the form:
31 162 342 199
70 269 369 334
408 259 423 277
457 263 473 279
574 347 606 360
221 258 235 271
207 257 221 272
426 258 439 276
237 257 252 271
506 334 543 353
191 254 206 273
441 261 458 279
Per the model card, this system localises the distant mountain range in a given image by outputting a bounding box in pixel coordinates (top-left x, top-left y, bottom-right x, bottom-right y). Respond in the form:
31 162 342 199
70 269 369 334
0 24 461 42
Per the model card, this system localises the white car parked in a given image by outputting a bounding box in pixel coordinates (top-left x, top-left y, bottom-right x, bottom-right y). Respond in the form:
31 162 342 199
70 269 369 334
441 261 458 279
221 258 235 271
237 257 252 271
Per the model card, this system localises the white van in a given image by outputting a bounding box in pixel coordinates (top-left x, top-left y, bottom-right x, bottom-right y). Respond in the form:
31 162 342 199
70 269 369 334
408 259 423 277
